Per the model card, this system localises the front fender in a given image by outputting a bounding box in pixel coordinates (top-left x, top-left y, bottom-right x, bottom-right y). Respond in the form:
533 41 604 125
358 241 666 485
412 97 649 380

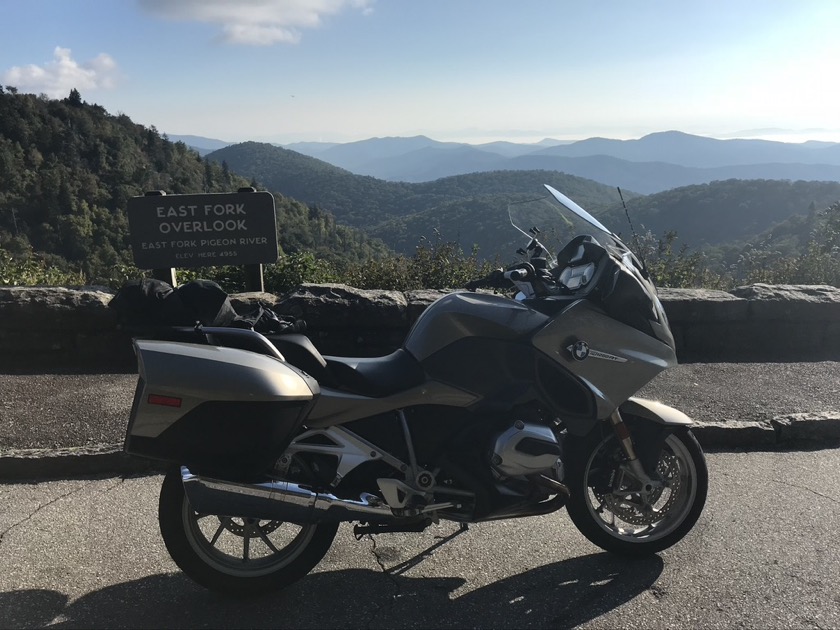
620 397 693 426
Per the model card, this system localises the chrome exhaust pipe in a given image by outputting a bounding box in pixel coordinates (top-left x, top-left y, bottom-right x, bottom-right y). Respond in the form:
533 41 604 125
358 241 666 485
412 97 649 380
181 467 393 524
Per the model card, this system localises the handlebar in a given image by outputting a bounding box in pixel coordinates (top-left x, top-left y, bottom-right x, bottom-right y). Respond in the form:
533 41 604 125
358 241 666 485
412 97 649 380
465 264 543 293
465 269 507 291
466 259 595 298
505 268 529 282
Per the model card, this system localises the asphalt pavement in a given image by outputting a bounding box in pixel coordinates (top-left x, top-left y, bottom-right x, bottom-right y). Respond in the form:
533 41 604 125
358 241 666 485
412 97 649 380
1 450 839 628
1 362 839 480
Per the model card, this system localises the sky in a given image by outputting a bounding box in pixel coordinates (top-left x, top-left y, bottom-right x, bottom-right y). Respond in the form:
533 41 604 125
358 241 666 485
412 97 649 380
2 0 840 145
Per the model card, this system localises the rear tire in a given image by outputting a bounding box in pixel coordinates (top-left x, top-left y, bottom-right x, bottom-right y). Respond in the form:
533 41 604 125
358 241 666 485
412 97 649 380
566 426 707 555
158 469 338 595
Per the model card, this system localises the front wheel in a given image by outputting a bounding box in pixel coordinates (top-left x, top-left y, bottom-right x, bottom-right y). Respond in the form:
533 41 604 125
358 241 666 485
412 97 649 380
158 469 338 595
566 426 708 555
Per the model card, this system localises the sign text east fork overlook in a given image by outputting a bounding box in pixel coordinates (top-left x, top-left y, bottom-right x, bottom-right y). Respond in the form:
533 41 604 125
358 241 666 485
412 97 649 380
127 191 278 269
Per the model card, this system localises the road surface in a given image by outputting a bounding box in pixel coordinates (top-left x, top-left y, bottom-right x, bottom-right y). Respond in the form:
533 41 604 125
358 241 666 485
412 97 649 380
1 449 838 629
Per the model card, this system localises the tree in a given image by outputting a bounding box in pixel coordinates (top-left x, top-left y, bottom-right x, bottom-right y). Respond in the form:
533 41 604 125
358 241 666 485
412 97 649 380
203 159 214 192
67 89 82 107
221 160 232 188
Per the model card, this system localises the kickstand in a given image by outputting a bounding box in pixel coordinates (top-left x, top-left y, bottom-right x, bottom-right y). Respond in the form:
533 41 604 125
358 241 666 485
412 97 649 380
385 522 470 576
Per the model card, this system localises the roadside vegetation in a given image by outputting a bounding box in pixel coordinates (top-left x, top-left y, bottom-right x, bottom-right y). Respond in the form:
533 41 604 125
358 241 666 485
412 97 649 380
3 200 840 293
637 200 840 289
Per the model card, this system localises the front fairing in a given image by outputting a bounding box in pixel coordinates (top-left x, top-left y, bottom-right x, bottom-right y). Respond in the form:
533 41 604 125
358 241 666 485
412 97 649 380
531 299 676 420
508 185 674 350
402 185 677 426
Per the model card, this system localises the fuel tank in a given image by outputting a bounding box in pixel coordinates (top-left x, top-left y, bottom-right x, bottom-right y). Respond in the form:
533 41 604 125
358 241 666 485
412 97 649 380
404 292 549 361
404 293 554 408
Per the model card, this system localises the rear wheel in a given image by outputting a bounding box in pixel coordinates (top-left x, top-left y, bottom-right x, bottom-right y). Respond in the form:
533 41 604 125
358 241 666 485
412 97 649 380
566 426 707 555
158 469 338 595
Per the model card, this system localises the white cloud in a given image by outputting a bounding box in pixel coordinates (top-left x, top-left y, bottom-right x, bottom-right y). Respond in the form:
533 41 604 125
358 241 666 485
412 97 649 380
138 0 374 46
2 47 119 98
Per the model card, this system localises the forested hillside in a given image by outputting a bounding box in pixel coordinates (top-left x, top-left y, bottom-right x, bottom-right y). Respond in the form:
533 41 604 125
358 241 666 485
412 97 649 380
206 142 417 226
607 179 840 246
207 142 629 255
0 89 388 283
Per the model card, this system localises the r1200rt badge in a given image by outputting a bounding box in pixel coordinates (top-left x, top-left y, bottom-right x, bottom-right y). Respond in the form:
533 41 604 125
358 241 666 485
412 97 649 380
567 341 627 363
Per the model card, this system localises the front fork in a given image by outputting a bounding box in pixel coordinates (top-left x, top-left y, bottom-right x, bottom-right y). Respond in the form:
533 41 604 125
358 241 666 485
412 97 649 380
608 409 661 495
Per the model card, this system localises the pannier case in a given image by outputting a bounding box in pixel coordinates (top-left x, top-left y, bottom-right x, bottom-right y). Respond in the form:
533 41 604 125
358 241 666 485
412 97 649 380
125 339 319 479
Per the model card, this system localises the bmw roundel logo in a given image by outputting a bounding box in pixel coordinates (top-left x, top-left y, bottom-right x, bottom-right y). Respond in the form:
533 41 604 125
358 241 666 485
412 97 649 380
571 341 589 361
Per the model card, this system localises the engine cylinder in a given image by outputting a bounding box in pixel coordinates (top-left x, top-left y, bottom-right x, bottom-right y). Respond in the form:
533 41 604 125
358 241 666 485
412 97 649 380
491 422 562 478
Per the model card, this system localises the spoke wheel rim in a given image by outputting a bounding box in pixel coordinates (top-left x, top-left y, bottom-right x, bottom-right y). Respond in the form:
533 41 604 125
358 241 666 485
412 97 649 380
583 433 697 543
181 501 318 578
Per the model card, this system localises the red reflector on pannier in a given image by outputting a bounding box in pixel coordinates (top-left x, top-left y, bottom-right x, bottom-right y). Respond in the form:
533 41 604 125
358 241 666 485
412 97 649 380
148 394 182 408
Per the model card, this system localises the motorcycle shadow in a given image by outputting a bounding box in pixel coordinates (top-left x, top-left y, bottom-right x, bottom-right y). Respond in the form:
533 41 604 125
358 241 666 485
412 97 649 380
0 552 663 629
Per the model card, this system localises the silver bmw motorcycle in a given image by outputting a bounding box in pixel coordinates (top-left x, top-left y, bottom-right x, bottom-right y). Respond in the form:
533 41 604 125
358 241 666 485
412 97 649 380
125 185 708 595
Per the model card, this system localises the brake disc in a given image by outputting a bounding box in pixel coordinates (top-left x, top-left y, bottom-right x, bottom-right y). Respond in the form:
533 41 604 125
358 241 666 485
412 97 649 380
595 452 682 526
217 516 284 537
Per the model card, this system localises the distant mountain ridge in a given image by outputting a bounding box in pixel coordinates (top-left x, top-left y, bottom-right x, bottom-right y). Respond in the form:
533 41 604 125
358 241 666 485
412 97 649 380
530 131 840 168
296 131 840 192
172 131 840 193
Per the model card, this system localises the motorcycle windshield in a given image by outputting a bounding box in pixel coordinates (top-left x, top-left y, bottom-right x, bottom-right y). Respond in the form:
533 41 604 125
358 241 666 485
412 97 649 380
507 184 642 274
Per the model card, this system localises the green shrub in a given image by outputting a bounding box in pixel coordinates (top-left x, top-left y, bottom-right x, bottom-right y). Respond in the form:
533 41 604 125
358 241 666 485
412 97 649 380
0 247 85 286
7 202 840 292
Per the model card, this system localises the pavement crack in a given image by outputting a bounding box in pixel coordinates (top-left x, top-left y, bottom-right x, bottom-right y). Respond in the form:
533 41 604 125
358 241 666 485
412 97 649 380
771 478 840 506
368 534 390 574
102 476 128 493
0 483 86 548
363 534 402 629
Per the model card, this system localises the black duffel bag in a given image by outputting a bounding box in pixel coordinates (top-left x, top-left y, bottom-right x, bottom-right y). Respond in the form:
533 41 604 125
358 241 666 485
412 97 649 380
110 278 237 328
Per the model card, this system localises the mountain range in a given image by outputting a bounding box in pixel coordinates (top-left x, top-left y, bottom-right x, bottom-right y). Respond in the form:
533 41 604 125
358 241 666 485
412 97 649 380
173 131 840 194
204 142 630 257
205 141 840 260
4 88 837 287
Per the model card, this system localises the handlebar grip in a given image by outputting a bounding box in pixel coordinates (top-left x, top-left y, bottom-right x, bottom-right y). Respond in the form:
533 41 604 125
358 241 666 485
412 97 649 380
505 268 528 281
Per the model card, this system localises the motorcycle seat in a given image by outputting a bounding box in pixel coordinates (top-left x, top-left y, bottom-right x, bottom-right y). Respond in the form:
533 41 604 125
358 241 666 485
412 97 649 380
163 328 422 398
266 335 425 398
323 349 425 398
266 333 334 383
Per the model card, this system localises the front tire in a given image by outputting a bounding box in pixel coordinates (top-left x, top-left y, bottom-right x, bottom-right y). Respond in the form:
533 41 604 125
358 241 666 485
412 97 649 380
566 426 707 555
158 469 338 596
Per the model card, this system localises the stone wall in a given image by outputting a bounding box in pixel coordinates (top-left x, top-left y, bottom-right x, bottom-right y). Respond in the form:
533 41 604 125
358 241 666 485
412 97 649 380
0 283 838 371
658 284 840 361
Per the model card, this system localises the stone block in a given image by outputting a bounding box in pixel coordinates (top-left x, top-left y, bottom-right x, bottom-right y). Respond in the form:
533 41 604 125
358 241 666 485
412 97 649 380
771 413 840 444
690 421 776 449
730 284 840 321
1 283 839 368
659 288 749 323
228 291 283 313
274 283 408 329
405 289 449 323
0 287 116 331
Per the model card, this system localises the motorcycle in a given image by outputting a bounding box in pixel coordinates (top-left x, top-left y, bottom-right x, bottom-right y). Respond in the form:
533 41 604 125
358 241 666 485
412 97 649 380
124 184 708 595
